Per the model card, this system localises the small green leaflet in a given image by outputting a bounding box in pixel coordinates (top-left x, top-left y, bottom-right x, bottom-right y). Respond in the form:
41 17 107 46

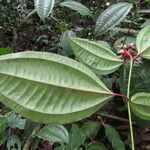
130 92 150 120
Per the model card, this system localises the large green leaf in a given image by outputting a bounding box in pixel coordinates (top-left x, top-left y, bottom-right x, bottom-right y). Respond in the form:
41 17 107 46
70 37 123 75
104 124 125 150
136 25 150 59
95 2 133 36
130 92 150 121
34 0 55 21
60 1 93 17
0 51 113 124
37 124 69 144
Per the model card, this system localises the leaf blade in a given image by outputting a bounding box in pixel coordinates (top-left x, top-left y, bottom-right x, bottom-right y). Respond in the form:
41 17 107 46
131 92 150 120
60 1 93 17
95 2 133 36
70 37 123 75
104 124 125 150
37 124 69 144
0 51 113 124
34 0 55 20
136 25 150 59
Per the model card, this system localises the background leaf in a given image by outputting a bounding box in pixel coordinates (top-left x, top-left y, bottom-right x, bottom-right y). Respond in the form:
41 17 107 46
95 2 133 36
0 51 113 124
60 1 93 17
70 37 123 75
37 124 69 144
131 92 150 121
0 117 7 145
6 134 21 150
86 141 108 150
104 124 125 150
59 30 75 56
7 113 26 129
80 121 101 140
69 124 85 150
34 0 55 20
0 48 13 55
114 36 135 49
136 25 150 59
119 60 150 96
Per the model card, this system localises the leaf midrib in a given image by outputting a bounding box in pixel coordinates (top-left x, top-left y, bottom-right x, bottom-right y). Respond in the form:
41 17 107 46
71 40 122 62
0 72 112 96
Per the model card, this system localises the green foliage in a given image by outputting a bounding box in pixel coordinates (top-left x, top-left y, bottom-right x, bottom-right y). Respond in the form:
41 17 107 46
37 124 69 144
131 93 150 120
95 2 133 36
0 51 113 124
119 60 150 96
0 117 7 145
69 124 85 149
6 134 21 150
136 25 150 59
34 0 55 21
80 121 101 140
86 141 108 150
0 48 13 55
59 30 75 56
7 113 26 129
1 1 150 149
60 1 93 17
70 37 123 75
104 124 125 150
114 36 135 49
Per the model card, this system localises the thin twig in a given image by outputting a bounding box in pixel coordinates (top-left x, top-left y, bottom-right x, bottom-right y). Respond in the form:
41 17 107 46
97 113 136 125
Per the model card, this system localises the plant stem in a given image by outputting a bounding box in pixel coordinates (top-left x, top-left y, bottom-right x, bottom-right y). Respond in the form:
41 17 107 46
23 124 43 150
97 113 136 124
127 59 135 150
110 27 139 35
23 9 36 22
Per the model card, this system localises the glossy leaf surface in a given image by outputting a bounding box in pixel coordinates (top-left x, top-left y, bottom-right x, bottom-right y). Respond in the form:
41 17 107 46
70 37 123 75
95 2 132 36
0 51 113 124
131 92 150 121
34 0 55 20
